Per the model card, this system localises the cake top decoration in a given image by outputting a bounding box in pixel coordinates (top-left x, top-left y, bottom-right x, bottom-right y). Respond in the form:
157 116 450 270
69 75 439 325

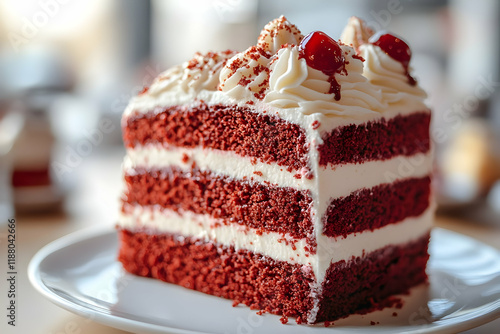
129 16 427 119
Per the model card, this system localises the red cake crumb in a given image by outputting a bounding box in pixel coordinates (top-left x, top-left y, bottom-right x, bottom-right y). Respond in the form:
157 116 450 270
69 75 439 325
124 167 315 243
124 103 310 171
314 233 429 322
323 176 431 237
393 312 398 317
370 321 376 325
118 230 429 323
311 120 320 129
181 153 189 163
253 171 263 176
119 229 315 323
319 112 431 166
352 54 365 62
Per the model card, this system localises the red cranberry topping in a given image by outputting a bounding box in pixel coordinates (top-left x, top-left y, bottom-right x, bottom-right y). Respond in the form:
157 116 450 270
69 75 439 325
369 31 416 85
299 31 346 100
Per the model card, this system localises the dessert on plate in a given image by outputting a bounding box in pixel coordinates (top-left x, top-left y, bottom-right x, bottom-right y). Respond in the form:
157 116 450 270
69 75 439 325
117 16 433 324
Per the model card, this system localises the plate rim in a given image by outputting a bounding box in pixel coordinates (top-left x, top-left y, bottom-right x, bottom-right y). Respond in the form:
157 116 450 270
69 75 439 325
28 226 206 334
28 226 500 334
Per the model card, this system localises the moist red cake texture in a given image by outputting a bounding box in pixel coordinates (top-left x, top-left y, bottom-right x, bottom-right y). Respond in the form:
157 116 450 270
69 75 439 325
124 103 309 171
124 167 314 243
118 16 433 326
118 230 429 324
323 176 431 238
319 112 430 166
124 103 430 172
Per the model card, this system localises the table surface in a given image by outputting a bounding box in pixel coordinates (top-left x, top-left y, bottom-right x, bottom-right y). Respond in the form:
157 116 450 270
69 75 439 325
1 150 499 334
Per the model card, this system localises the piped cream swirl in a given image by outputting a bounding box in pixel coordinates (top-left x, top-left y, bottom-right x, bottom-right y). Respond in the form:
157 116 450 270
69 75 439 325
257 15 303 54
129 16 428 120
340 16 374 50
148 50 236 96
341 16 428 110
219 46 270 100
359 44 427 109
264 45 386 116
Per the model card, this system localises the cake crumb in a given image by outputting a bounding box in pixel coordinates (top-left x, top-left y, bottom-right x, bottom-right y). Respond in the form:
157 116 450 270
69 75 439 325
253 171 263 176
392 312 398 317
280 315 289 324
181 153 189 163
353 54 365 62
311 120 321 129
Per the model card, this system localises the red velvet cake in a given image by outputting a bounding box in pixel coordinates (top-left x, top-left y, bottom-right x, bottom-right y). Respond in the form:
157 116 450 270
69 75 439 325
117 16 434 324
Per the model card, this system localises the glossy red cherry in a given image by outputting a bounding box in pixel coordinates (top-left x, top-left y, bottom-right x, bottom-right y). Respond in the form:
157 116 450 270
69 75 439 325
369 32 411 67
369 31 416 85
299 31 345 76
299 31 345 99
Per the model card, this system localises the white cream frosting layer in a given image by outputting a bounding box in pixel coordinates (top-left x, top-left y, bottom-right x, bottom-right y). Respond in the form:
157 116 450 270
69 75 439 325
124 144 432 199
124 144 313 190
118 204 434 282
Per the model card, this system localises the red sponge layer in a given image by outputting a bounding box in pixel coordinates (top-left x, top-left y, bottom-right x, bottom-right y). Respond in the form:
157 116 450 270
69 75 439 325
319 112 431 166
316 232 429 322
118 229 429 324
118 229 315 324
124 167 314 244
323 176 431 238
123 103 310 171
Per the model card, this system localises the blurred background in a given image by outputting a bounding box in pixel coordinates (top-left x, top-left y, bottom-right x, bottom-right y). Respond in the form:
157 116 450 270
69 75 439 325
0 1 499 333
1 0 499 223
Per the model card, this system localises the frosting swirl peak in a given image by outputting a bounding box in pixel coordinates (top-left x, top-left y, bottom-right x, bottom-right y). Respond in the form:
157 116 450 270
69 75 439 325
257 15 303 54
131 16 428 120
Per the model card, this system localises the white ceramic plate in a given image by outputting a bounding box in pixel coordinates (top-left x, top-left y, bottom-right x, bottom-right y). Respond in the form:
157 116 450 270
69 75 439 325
28 228 500 334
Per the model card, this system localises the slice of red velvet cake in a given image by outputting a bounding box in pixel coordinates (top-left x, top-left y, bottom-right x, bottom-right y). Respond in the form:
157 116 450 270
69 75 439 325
118 16 434 324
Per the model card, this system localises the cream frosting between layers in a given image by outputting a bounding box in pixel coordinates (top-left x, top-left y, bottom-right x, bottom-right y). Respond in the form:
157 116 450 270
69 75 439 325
124 144 433 200
118 204 434 282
